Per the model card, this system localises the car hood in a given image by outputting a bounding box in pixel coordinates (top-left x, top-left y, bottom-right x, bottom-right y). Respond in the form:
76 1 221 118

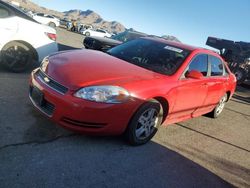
45 49 163 90
86 36 122 46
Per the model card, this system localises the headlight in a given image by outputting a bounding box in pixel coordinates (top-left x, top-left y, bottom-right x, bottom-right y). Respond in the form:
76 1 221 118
74 86 130 103
40 56 49 72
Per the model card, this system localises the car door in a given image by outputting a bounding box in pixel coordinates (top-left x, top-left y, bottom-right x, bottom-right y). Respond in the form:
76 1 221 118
169 54 209 119
202 55 228 109
96 29 105 37
0 4 17 49
34 13 45 24
45 15 54 24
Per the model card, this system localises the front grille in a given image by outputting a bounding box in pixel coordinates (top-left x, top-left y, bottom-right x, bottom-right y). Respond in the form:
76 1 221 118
37 70 68 94
41 100 55 116
84 38 95 49
30 86 55 116
61 117 107 128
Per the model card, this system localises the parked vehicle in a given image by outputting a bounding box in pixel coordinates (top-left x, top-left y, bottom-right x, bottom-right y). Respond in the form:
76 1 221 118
29 37 236 145
32 13 60 28
81 28 111 38
26 10 34 17
66 21 72 30
83 30 148 51
206 37 250 84
0 1 58 72
59 18 70 28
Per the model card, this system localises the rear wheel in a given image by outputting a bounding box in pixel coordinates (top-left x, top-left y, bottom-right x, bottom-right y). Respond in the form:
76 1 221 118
125 100 163 145
207 94 227 118
1 42 34 72
85 32 90 36
48 22 56 28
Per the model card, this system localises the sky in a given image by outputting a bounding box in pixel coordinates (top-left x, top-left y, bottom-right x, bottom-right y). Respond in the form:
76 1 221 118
32 0 250 47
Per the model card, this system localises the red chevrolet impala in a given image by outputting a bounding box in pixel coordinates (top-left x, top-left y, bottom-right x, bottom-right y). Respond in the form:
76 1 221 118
29 37 236 145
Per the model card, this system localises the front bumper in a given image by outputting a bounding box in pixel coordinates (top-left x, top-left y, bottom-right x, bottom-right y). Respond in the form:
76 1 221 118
29 69 141 135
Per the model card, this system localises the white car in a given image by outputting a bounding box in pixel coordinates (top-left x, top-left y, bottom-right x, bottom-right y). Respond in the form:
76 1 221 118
82 28 112 38
33 13 60 28
0 1 58 72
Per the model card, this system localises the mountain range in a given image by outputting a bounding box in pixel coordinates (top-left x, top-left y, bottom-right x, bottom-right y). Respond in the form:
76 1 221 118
4 0 180 42
63 9 126 33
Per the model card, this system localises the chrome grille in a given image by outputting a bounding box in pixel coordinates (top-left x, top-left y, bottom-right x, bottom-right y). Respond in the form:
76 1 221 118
29 86 55 116
36 70 68 94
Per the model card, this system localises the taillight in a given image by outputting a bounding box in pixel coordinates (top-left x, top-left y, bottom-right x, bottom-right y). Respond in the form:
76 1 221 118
45 32 57 41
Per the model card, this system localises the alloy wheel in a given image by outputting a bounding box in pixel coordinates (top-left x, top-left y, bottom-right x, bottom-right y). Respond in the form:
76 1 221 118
215 95 227 115
4 45 29 70
135 108 159 140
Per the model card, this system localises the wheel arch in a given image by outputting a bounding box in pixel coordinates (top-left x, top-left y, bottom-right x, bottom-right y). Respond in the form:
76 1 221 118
125 96 169 132
2 40 38 61
153 96 169 123
226 91 231 102
48 21 56 27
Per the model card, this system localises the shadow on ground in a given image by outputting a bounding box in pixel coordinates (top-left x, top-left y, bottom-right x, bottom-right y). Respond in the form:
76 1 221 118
233 86 250 105
0 134 233 188
167 142 250 188
232 94 250 104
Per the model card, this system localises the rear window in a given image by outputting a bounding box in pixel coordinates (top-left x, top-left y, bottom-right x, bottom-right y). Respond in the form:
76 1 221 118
97 29 105 33
111 31 147 42
210 55 224 76
108 38 190 75
36 13 44 16
45 15 54 18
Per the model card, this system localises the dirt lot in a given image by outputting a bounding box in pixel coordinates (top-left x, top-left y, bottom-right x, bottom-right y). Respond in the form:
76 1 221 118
0 28 249 188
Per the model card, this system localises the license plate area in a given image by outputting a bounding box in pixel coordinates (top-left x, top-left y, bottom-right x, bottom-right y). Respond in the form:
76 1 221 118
30 86 55 116
30 86 44 106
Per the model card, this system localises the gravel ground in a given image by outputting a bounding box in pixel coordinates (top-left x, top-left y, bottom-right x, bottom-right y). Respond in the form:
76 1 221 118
0 28 249 188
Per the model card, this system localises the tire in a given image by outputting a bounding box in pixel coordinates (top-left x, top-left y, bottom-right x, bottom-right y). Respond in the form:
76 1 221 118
207 94 227 118
234 68 246 85
85 32 90 36
125 100 163 146
48 22 56 28
1 42 34 72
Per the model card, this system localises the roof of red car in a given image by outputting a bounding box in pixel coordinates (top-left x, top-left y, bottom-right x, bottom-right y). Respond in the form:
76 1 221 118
144 36 202 51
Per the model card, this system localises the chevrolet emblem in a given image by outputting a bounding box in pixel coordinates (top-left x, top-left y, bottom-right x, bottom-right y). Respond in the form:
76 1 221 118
44 77 50 83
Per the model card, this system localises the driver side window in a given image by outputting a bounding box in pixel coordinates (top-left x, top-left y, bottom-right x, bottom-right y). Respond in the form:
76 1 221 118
184 54 208 78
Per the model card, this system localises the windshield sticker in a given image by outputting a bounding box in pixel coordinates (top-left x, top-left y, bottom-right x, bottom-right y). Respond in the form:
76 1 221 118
164 46 183 53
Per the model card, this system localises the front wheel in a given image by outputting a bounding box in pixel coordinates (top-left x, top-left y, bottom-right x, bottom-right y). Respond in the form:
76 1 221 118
125 100 163 145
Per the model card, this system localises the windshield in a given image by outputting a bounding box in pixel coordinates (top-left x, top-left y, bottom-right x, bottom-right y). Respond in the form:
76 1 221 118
111 32 127 42
107 38 190 75
111 31 147 42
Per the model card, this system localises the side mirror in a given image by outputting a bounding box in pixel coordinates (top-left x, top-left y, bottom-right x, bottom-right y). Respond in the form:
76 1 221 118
186 70 203 79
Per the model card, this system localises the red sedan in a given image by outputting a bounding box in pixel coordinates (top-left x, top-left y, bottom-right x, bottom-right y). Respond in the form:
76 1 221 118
29 37 236 145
